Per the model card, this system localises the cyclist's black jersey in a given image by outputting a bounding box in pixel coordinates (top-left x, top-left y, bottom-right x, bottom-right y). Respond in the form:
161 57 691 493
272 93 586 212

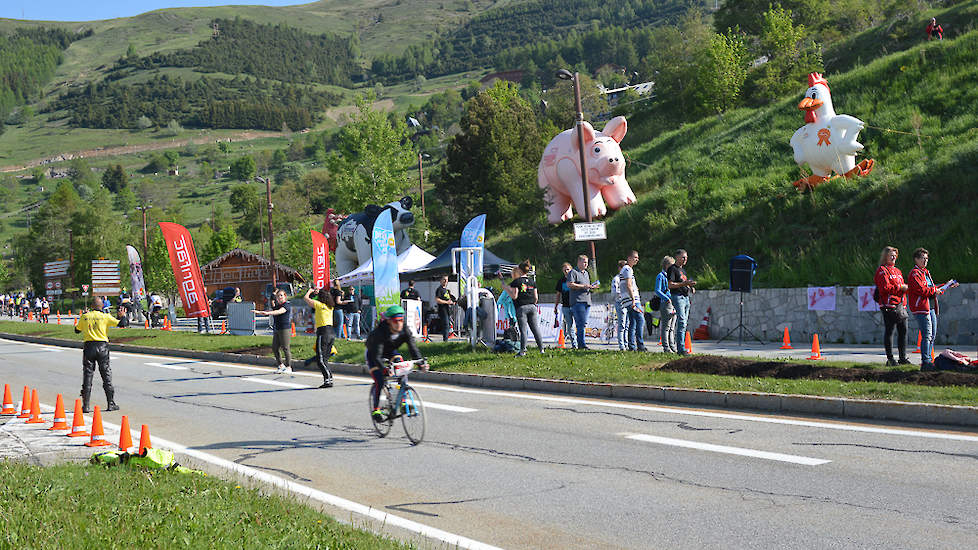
365 323 422 369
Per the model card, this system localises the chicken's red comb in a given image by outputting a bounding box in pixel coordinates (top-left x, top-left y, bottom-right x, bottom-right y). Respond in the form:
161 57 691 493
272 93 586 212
808 72 829 91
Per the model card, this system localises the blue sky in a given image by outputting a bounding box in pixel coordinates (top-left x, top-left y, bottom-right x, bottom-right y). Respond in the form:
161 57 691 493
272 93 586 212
0 1 306 22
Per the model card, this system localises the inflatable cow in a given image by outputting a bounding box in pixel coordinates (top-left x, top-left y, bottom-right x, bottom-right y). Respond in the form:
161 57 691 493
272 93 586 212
537 116 636 224
334 196 415 276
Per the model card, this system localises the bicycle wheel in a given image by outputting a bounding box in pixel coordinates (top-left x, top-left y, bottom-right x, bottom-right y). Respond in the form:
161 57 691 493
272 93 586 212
399 386 426 445
369 384 394 438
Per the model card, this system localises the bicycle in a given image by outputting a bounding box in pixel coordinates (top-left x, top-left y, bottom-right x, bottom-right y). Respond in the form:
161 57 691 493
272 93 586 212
368 358 427 445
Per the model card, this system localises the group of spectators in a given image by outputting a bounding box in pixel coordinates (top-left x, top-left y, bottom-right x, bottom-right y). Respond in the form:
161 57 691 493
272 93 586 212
328 280 364 340
875 246 957 370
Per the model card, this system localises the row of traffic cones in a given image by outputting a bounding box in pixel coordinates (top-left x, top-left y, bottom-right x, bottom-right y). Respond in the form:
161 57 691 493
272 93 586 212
780 328 930 361
1 383 152 453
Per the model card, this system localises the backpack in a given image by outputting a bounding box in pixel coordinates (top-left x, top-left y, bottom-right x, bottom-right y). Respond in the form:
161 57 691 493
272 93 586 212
650 296 662 310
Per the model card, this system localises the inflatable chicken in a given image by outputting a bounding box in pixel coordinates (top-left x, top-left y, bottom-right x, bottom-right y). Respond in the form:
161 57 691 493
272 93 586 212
789 72 874 191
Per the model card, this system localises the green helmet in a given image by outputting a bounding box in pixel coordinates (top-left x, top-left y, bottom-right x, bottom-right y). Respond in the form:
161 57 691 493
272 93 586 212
385 305 405 318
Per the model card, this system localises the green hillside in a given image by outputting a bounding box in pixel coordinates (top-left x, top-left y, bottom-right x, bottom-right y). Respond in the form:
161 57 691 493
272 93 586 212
494 3 978 291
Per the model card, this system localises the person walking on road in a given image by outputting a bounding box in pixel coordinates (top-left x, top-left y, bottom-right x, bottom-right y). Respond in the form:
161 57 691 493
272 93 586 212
74 297 120 413
566 254 600 350
253 289 294 373
655 256 678 353
668 249 696 355
621 250 646 351
303 286 336 388
508 260 544 356
908 248 958 370
875 246 910 366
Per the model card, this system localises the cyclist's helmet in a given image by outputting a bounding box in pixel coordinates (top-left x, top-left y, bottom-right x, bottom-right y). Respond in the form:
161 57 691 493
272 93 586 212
384 305 405 320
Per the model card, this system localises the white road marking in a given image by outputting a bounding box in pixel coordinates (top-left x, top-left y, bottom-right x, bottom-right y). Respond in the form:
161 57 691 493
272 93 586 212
143 362 189 371
423 402 478 413
621 432 831 466
240 377 310 389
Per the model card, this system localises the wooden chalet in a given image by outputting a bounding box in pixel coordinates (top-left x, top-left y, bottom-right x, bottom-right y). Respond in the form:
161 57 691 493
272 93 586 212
201 248 304 304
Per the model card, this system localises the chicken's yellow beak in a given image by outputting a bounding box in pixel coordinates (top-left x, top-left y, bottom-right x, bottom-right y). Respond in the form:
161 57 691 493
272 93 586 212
798 97 823 111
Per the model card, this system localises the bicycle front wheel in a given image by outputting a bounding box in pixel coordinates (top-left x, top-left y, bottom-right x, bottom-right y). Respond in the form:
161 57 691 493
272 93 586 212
400 386 426 445
369 384 394 438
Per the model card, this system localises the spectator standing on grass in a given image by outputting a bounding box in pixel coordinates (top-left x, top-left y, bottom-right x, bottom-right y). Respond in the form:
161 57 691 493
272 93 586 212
655 256 678 353
566 254 600 350
346 286 362 339
554 262 576 349
302 286 335 388
253 289 293 373
621 250 646 351
668 249 696 355
926 17 943 40
612 259 629 350
508 260 544 356
874 246 910 366
330 280 348 339
908 248 958 371
435 275 456 341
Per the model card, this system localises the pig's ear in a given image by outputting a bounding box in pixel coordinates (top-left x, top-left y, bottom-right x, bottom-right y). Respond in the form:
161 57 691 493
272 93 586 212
603 116 627 143
572 122 596 150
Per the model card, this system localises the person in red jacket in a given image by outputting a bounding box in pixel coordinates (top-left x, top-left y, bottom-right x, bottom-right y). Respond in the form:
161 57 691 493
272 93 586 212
874 246 910 366
907 248 958 370
926 18 943 41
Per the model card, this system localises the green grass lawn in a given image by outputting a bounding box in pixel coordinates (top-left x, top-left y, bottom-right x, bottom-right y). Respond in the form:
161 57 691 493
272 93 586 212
3 321 977 406
0 461 409 549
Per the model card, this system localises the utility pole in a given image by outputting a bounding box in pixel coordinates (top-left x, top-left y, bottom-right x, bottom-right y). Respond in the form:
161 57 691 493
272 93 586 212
135 205 151 263
417 152 427 218
256 176 276 287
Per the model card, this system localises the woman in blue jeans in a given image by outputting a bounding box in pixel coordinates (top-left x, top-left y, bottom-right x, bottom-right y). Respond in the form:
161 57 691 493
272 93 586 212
907 248 958 369
655 256 677 353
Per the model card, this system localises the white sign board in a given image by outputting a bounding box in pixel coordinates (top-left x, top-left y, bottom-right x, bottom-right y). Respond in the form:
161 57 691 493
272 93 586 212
807 287 837 311
573 222 607 241
403 299 422 337
92 260 122 296
857 285 880 312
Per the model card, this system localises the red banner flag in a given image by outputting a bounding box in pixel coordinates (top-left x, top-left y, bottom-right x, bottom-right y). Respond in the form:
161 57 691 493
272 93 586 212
159 222 211 318
311 229 330 290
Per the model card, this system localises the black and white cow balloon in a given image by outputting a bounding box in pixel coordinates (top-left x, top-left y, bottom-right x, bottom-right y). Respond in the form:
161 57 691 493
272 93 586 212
334 196 415 276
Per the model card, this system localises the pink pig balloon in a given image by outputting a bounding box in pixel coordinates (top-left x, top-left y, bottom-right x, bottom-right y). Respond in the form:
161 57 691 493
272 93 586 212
537 115 636 224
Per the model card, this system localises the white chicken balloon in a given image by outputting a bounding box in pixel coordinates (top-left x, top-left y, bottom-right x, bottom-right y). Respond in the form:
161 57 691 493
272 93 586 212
789 72 875 190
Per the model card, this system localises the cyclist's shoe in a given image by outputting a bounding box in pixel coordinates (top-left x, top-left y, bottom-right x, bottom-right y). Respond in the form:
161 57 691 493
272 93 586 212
371 408 386 420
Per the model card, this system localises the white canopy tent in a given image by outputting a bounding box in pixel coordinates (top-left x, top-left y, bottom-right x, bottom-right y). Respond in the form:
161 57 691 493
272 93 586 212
334 244 437 286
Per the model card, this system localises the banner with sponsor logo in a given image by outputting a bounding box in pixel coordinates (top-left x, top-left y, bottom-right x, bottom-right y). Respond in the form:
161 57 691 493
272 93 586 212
371 210 400 322
126 246 146 301
807 286 837 311
857 285 880 312
310 229 330 290
159 222 211 318
459 214 486 294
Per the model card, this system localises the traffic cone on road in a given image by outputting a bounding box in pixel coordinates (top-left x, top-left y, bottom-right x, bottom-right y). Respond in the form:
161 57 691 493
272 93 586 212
67 398 89 438
912 332 921 354
684 331 693 354
118 415 134 452
48 394 69 430
144 318 150 329
808 334 825 360
138 424 152 453
84 406 112 447
558 328 565 349
291 322 297 337
779 327 793 349
1 384 16 415
17 386 31 418
25 389 45 424
693 307 711 340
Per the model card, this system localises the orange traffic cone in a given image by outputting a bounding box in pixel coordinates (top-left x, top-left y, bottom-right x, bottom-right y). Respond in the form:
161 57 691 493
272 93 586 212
558 328 565 349
138 424 152 453
27 311 33 321
808 334 825 360
25 389 45 424
222 319 228 334
48 394 69 430
422 323 431 342
779 327 793 349
67 398 89 437
118 415 134 452
17 386 31 418
291 322 297 337
684 331 693 354
57 312 61 325
85 406 112 447
912 331 921 354
1 384 16 415
693 307 711 340
144 318 150 329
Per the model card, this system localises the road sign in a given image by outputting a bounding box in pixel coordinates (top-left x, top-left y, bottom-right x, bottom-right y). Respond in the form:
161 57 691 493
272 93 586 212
91 260 121 296
43 260 70 277
573 222 607 241
82 284 89 292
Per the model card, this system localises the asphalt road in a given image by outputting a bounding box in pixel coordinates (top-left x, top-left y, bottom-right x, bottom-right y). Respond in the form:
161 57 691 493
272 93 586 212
2 337 978 549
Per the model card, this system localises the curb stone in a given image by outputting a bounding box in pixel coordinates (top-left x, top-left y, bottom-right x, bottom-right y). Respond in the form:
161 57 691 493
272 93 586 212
3 332 978 428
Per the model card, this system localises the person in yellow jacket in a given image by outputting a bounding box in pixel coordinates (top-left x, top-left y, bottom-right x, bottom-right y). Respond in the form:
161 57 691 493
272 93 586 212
75 297 120 412
302 285 336 388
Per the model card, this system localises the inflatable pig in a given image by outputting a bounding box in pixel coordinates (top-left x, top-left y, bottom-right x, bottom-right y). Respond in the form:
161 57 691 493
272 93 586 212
538 116 636 224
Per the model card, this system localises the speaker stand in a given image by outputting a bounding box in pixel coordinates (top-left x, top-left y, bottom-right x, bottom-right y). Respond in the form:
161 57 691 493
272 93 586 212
716 291 764 345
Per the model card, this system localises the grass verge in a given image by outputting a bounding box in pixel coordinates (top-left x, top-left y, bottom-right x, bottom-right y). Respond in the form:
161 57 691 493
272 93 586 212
0 461 408 549
2 321 977 406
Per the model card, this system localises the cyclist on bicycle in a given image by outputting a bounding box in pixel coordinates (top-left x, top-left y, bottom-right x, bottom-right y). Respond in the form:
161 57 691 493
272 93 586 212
366 305 426 419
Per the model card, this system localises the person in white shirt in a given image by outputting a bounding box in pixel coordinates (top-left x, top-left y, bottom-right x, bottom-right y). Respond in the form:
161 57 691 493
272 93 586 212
612 260 629 350
620 250 646 351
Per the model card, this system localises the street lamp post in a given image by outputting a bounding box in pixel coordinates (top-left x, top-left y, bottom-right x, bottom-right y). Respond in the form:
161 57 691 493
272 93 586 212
555 69 598 278
135 205 151 264
255 176 276 287
417 152 431 218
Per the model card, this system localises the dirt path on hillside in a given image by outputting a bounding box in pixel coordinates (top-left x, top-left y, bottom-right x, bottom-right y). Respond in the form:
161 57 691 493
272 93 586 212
0 130 281 173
